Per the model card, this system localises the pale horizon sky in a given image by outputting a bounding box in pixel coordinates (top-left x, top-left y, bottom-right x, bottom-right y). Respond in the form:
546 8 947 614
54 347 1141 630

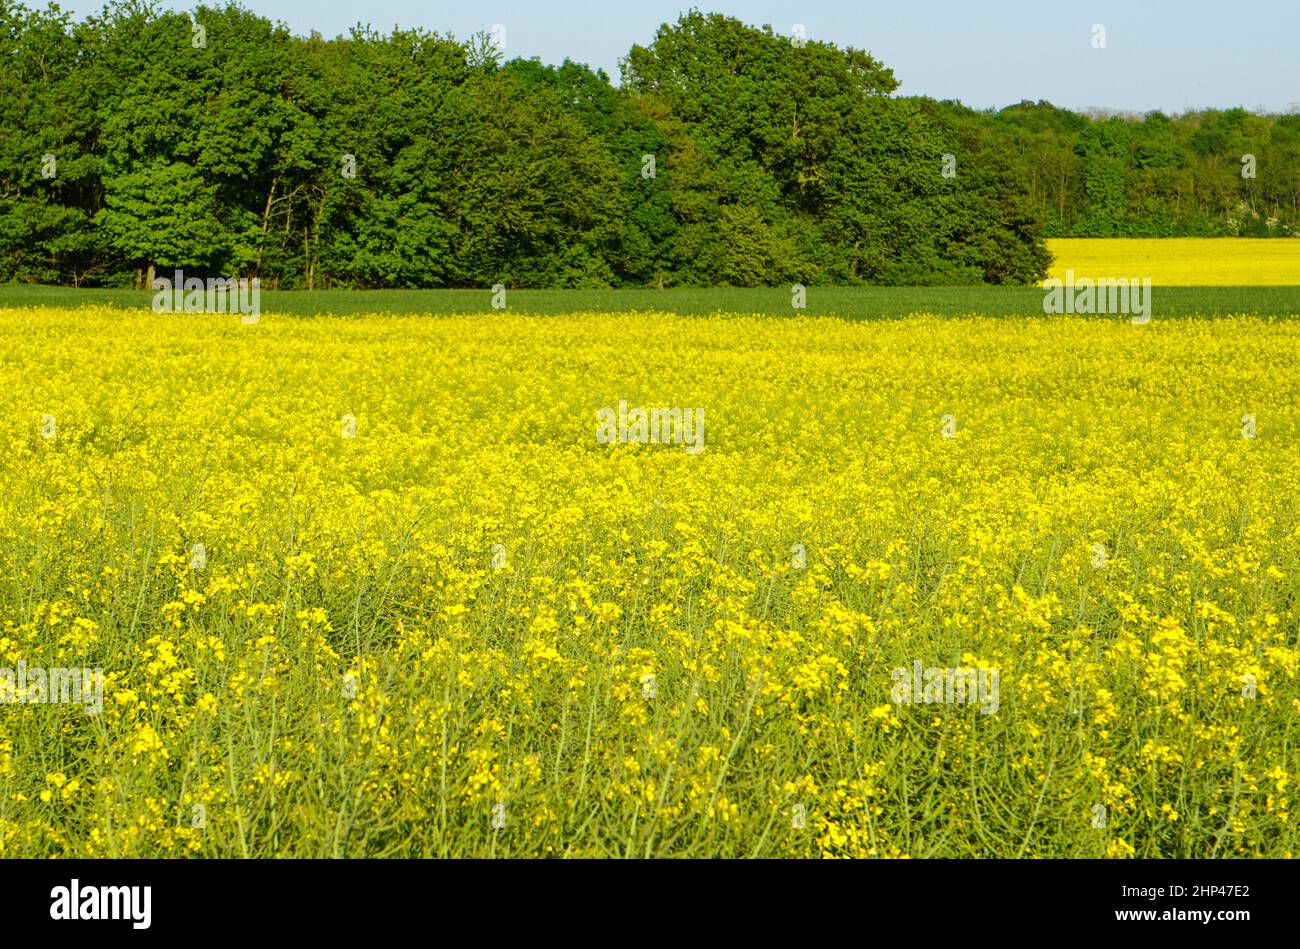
51 0 1300 114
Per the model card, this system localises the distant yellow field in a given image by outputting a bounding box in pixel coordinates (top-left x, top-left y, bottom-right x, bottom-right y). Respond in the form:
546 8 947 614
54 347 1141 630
1046 238 1300 286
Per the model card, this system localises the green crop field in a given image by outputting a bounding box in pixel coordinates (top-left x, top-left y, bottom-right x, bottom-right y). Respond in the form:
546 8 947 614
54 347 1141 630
2 284 1299 319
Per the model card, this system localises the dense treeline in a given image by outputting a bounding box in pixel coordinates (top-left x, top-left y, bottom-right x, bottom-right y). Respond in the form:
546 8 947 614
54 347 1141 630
935 100 1300 238
0 3 1294 289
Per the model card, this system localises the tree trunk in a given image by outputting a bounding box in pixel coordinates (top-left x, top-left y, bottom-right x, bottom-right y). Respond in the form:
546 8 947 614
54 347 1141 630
304 226 314 290
257 176 278 275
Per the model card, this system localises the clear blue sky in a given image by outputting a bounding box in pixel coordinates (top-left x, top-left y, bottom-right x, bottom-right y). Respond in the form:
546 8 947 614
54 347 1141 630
58 0 1300 113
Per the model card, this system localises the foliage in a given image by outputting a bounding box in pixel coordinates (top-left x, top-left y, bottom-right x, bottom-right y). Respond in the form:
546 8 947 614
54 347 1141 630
0 4 1049 287
2 4 1295 289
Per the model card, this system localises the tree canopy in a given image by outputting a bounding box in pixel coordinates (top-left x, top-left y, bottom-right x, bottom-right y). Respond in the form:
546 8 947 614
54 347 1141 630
0 3 1293 289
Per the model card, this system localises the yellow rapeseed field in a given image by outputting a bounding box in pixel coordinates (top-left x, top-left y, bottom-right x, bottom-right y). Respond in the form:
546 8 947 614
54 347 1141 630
1 306 1298 858
1047 238 1300 285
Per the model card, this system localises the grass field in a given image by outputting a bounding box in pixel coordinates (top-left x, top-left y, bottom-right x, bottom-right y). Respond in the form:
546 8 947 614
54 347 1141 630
1047 238 1300 286
0 283 1298 317
2 303 1298 857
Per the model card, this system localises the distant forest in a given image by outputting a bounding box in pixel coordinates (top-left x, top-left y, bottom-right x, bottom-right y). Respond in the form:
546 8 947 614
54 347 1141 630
2 3 1297 289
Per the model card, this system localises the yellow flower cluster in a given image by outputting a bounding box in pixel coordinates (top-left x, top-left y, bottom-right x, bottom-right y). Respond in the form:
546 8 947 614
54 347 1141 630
0 306 1297 858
